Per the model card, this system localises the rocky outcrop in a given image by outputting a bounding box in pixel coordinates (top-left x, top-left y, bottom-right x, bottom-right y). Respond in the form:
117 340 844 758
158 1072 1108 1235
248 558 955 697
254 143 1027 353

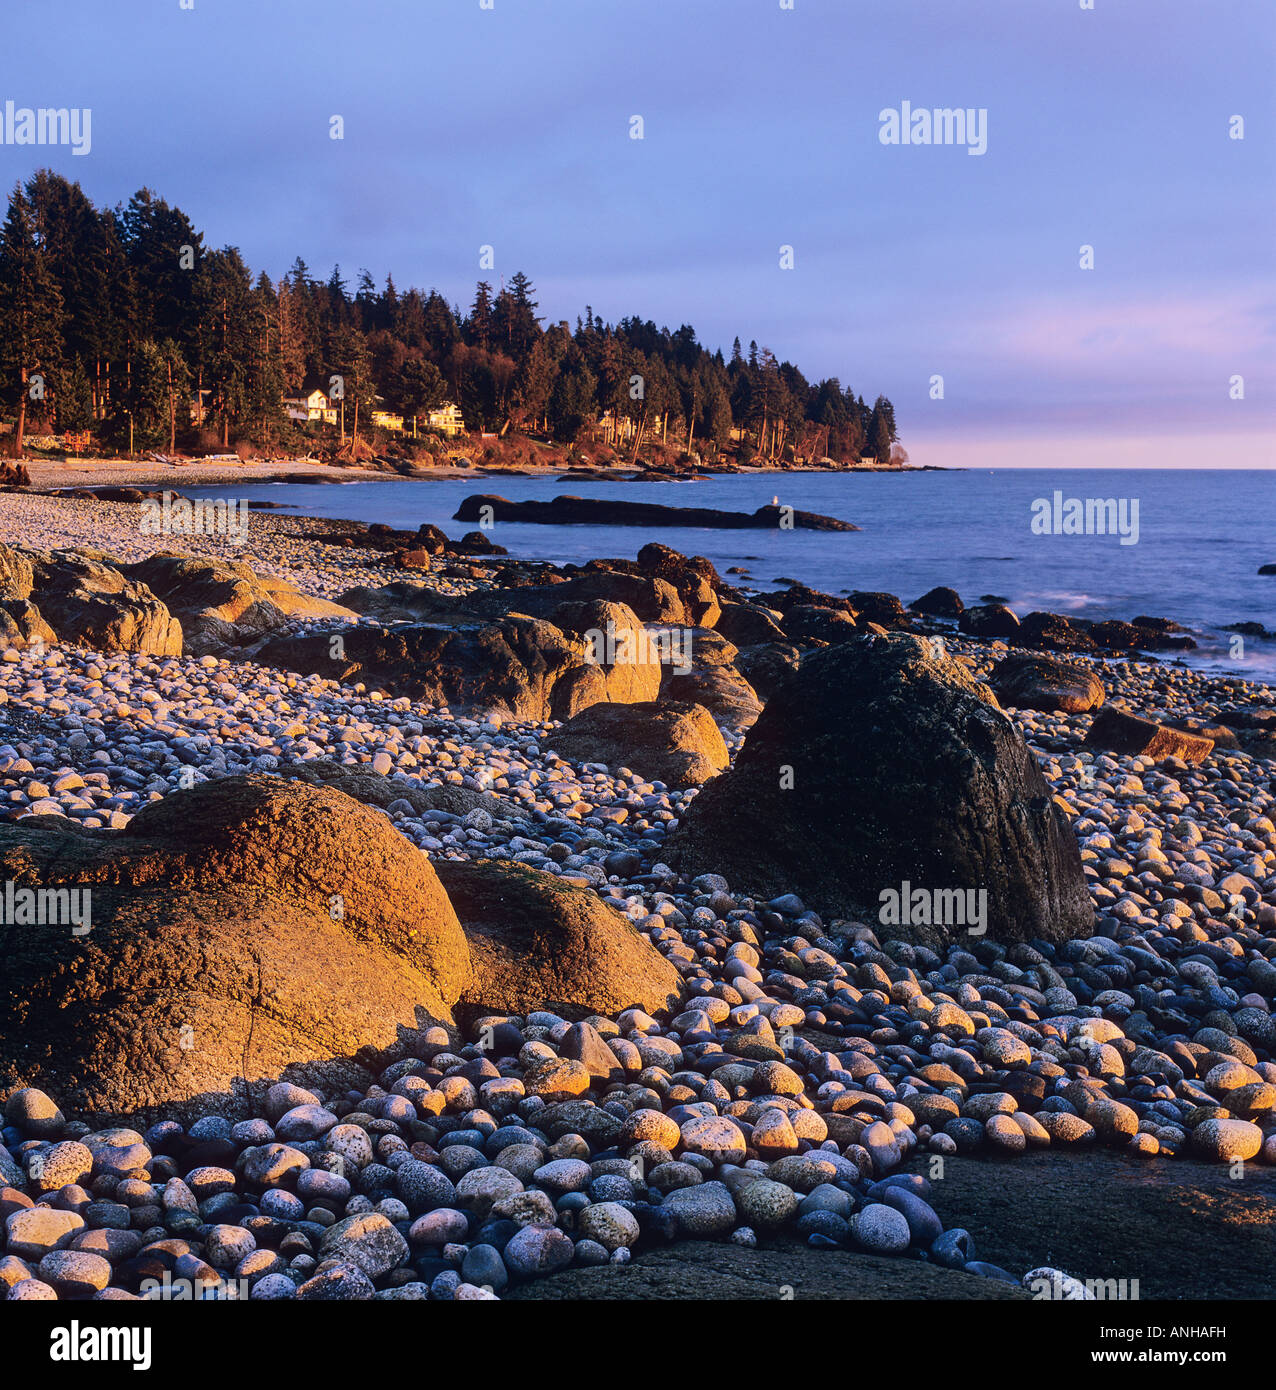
470 571 692 627
1014 612 1097 655
547 699 729 787
27 551 181 656
0 777 472 1123
781 605 859 645
714 602 785 647
123 554 354 655
1084 707 1214 764
735 643 803 701
437 859 683 1020
666 634 1093 947
657 628 762 731
453 493 859 531
253 609 660 722
990 654 1106 714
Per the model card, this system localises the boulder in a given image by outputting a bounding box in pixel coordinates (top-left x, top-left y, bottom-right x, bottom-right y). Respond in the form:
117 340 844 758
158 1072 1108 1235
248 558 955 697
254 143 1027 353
656 630 762 732
0 542 35 600
0 776 471 1124
959 604 1020 639
252 612 658 722
547 700 729 787
990 654 1106 714
437 860 683 1020
714 602 785 648
635 544 722 626
0 599 55 650
781 605 859 645
911 587 964 618
665 634 1092 946
475 572 692 627
1015 612 1097 654
27 551 180 656
123 554 354 655
735 643 803 702
846 591 909 629
1083 707 1214 764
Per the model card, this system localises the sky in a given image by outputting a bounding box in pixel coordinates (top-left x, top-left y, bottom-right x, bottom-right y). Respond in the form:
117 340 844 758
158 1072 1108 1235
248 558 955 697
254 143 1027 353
1 0 1273 467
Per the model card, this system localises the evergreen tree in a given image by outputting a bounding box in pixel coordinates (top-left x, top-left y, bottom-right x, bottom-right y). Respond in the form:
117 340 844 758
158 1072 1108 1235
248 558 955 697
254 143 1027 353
0 183 65 455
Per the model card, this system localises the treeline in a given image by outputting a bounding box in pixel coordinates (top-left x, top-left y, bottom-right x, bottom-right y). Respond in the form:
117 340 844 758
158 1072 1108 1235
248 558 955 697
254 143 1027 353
0 172 900 462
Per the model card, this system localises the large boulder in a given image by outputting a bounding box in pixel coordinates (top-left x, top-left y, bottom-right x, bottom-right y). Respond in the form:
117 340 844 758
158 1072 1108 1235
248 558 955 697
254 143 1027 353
0 776 472 1124
437 860 683 1020
547 700 729 787
990 653 1106 714
253 612 657 722
26 551 181 656
911 587 964 618
665 634 1093 947
123 554 354 655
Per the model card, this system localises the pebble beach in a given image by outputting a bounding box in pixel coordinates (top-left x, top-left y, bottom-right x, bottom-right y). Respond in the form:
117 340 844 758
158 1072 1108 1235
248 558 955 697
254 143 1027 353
1 486 1274 1305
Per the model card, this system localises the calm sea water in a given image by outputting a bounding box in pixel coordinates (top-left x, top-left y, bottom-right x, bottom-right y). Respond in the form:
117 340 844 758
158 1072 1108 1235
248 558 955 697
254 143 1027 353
199 468 1276 681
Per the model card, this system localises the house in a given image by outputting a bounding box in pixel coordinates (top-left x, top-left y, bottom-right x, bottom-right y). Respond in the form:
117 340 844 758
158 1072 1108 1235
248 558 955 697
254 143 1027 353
283 387 337 426
189 389 212 426
425 402 465 436
370 397 404 432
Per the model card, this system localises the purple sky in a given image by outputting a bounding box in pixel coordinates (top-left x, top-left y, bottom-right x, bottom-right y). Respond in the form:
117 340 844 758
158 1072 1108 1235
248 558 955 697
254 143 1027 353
2 0 1273 466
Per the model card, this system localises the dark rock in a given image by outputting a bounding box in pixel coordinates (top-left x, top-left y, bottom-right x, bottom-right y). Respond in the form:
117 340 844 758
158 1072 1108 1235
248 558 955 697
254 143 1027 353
714 603 785 647
958 604 1020 639
453 494 858 531
989 653 1105 713
665 634 1093 947
911 587 964 618
1015 611 1098 654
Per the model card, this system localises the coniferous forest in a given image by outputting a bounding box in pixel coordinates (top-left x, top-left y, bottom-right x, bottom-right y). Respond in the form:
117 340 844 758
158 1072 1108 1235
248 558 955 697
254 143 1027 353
0 173 899 465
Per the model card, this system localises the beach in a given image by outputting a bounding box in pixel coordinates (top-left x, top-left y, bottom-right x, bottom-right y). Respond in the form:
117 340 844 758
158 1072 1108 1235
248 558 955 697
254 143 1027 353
1 478 1273 1304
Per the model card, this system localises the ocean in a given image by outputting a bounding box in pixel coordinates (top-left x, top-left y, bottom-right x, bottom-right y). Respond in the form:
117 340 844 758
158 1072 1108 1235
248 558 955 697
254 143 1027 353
197 467 1276 681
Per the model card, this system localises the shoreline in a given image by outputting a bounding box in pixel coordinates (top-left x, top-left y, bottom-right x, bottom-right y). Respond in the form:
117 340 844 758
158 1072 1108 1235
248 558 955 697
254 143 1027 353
16 455 941 492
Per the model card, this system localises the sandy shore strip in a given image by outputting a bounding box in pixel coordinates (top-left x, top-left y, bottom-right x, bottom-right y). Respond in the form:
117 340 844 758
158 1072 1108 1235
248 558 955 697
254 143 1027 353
19 456 403 490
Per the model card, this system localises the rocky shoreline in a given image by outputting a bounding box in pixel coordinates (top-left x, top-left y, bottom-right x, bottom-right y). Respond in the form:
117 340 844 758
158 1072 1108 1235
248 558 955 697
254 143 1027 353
0 489 1273 1303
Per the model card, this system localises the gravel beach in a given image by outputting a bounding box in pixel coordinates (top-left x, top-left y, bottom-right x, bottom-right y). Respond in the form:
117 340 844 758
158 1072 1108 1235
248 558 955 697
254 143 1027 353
1 488 1273 1304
